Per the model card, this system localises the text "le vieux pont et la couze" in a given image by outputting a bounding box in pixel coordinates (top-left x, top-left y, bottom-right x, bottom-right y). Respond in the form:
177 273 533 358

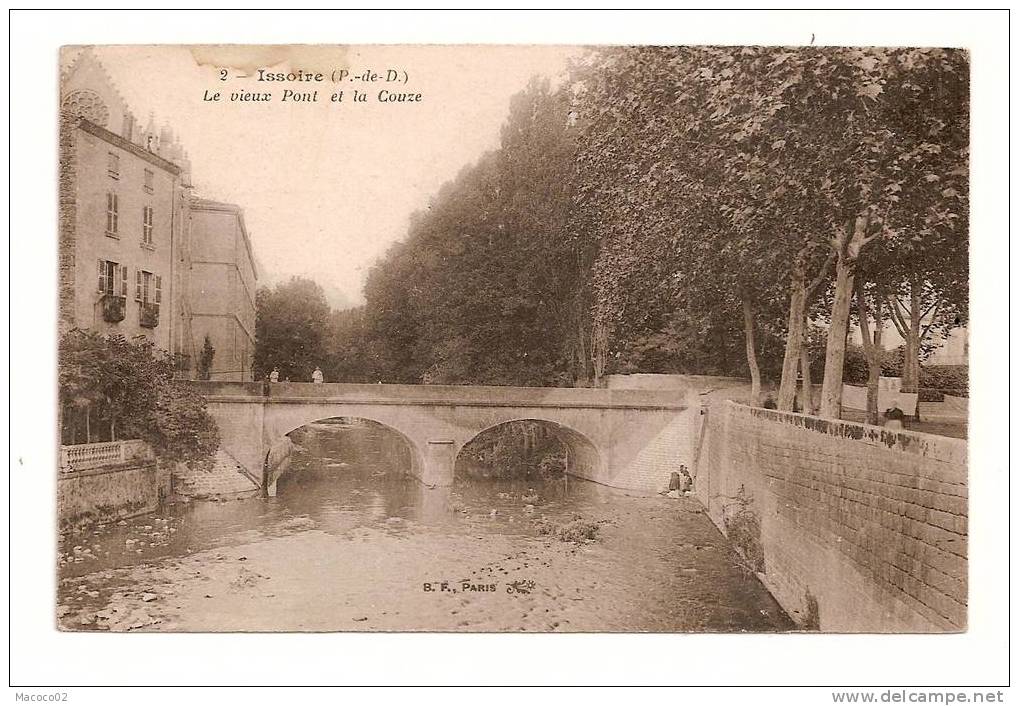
203 67 423 104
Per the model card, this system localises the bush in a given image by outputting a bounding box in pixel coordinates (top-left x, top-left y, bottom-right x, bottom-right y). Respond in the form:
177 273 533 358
920 365 968 393
534 516 601 543
841 344 870 385
59 329 219 469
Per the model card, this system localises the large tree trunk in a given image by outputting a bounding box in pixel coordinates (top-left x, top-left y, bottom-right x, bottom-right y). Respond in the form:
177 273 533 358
800 320 814 415
900 281 922 393
742 296 762 405
777 265 807 411
857 283 885 426
820 215 876 419
574 315 590 387
592 318 608 387
820 259 854 418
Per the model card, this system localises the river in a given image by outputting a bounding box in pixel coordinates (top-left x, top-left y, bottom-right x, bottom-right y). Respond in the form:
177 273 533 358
57 419 793 632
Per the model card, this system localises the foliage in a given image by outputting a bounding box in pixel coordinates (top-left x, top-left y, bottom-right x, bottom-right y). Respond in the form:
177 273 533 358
359 78 591 386
151 381 221 470
570 45 968 413
59 329 219 469
262 48 967 407
457 421 565 479
534 515 601 543
722 485 765 576
920 365 968 393
254 277 332 382
841 344 872 385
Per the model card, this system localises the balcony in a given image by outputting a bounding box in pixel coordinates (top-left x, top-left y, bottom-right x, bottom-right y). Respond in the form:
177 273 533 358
139 302 160 328
100 294 126 323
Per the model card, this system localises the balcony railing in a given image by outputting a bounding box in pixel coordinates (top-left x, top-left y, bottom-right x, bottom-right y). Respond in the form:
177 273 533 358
139 302 160 328
101 294 126 323
59 439 152 473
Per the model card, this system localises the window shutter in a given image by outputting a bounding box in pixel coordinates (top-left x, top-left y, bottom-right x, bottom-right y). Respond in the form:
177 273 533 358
98 259 105 293
135 270 142 302
155 275 162 305
120 265 128 297
112 194 118 233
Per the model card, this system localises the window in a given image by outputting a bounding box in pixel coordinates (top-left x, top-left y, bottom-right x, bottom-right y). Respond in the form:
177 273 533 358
144 169 154 193
105 192 118 236
97 260 126 297
136 270 162 307
142 206 154 245
107 152 120 178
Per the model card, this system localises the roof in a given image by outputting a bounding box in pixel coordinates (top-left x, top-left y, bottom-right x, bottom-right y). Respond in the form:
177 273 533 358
71 116 181 175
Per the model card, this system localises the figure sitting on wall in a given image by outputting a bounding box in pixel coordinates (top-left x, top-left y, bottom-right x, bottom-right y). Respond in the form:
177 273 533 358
883 400 906 430
269 366 280 383
312 366 324 384
762 393 777 410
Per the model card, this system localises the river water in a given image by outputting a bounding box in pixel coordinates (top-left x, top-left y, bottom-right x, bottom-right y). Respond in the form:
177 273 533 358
57 420 793 632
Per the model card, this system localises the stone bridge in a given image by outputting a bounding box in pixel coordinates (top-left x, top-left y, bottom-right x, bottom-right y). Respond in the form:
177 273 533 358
192 381 700 494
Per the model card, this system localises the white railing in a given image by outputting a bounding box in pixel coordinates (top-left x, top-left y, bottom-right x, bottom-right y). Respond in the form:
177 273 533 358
59 440 151 472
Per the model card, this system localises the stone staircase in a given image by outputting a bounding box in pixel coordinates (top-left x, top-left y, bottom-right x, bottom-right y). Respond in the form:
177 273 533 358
173 449 260 498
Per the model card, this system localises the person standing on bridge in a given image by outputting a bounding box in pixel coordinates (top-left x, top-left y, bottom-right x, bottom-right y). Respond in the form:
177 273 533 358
269 366 280 383
312 366 324 384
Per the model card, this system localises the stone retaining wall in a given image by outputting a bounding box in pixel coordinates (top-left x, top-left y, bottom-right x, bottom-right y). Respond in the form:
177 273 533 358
58 461 161 532
172 449 260 498
695 401 967 632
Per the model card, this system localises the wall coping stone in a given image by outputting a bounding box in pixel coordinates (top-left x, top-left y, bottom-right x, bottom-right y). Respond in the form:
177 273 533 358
722 401 968 473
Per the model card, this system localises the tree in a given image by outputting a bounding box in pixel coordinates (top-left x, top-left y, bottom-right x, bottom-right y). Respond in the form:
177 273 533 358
197 335 215 380
574 46 967 418
360 79 589 387
58 329 220 469
254 277 332 382
571 47 804 396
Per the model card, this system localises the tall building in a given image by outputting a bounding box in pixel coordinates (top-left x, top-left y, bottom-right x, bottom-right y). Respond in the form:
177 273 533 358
59 48 259 380
181 199 258 381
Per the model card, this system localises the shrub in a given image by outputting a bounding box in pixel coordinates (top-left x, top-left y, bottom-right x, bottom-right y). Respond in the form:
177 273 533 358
534 516 601 543
920 365 968 393
841 344 870 385
59 329 220 469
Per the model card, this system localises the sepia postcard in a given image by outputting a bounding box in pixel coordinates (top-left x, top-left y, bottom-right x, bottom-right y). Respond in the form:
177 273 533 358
55 42 969 636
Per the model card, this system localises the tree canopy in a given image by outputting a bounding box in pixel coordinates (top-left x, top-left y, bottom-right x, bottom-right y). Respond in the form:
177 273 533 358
254 46 968 423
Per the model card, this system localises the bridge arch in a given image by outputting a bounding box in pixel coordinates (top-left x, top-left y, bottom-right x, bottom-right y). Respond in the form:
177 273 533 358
454 418 605 483
264 412 428 495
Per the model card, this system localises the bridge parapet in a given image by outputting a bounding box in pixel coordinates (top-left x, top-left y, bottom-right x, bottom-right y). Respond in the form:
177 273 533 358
191 380 693 410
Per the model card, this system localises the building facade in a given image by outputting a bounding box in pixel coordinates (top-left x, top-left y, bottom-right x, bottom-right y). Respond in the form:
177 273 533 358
180 199 258 381
60 48 258 380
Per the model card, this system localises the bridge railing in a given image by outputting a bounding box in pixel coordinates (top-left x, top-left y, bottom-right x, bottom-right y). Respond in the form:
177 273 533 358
189 380 694 410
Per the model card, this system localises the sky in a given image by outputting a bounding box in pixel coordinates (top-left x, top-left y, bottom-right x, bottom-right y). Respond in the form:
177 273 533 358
88 45 579 308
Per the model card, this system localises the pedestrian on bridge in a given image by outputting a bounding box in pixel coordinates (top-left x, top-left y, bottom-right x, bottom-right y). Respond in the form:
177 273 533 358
312 366 324 384
269 366 280 383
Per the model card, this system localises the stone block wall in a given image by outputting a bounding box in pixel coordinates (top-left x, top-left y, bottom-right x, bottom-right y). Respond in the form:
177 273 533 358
58 113 78 332
172 449 260 498
695 401 967 632
58 461 160 532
